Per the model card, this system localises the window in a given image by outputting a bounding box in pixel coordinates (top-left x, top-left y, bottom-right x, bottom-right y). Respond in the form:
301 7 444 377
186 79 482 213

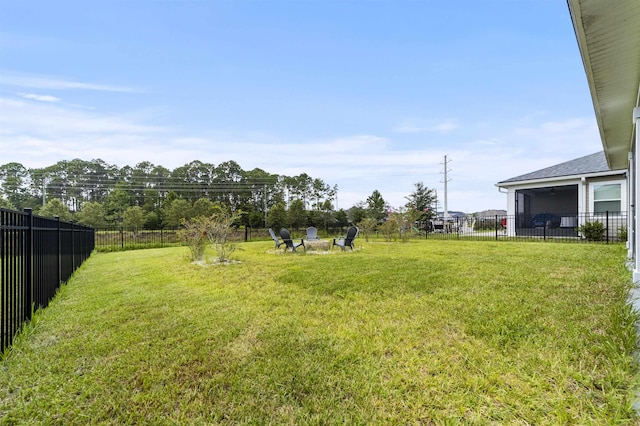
593 183 621 213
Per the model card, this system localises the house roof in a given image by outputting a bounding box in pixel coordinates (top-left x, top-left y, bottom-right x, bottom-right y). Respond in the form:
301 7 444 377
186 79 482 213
497 151 622 185
567 0 640 169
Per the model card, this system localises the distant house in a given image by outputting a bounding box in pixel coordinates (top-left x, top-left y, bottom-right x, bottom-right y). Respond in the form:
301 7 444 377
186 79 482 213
436 210 466 220
496 152 626 237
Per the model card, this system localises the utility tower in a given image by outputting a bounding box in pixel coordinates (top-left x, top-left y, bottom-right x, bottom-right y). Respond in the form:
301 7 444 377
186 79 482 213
440 155 452 219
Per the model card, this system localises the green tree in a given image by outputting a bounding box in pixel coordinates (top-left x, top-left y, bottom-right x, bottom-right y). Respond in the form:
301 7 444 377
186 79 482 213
192 197 217 218
165 199 192 227
122 206 146 229
356 217 378 242
144 211 163 229
394 207 422 242
348 203 367 225
38 198 73 222
0 162 29 209
0 197 16 210
104 187 132 226
247 211 264 228
288 199 307 229
76 201 107 227
334 209 349 228
378 213 399 241
405 182 436 221
267 202 287 232
366 190 387 223
215 160 246 209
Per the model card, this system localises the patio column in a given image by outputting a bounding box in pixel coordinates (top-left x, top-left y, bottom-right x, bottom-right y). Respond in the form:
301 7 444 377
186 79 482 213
578 176 586 230
506 188 516 237
633 107 640 282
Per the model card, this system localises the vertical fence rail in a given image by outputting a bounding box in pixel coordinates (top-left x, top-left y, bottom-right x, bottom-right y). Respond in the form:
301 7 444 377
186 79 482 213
1 208 94 353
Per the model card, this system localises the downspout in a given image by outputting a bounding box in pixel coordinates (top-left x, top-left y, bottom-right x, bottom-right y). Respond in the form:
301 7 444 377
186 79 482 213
578 176 586 235
633 107 640 282
629 151 634 259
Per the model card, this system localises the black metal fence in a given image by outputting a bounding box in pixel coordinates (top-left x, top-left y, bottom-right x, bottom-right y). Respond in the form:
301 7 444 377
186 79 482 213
95 228 183 251
93 227 351 251
1 208 94 353
420 212 628 243
94 212 629 252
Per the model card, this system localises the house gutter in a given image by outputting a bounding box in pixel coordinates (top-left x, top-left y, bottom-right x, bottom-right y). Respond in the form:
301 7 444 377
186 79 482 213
496 169 627 190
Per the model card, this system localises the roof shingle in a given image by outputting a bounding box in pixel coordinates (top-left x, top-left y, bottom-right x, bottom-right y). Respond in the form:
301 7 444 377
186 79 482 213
497 151 614 185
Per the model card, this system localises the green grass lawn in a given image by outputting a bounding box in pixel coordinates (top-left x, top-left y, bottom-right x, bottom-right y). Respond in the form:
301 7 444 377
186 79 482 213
1 240 638 424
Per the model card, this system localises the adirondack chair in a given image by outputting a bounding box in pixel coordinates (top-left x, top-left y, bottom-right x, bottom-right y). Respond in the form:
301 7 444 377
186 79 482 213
269 228 284 249
332 226 358 251
279 228 305 252
305 226 319 241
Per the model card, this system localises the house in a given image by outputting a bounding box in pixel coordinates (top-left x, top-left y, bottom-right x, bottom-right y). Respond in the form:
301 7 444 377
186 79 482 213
496 151 627 237
567 1 640 280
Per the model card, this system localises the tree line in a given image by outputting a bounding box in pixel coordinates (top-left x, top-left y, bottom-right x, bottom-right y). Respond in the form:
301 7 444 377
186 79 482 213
0 159 437 232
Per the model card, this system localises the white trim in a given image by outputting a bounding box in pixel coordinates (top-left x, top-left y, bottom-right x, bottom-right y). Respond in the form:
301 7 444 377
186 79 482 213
628 151 634 256
590 180 626 214
496 170 626 190
579 177 586 218
634 112 640 282
499 177 581 192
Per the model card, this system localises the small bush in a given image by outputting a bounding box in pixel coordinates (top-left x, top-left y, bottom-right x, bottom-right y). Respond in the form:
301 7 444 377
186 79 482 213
180 217 210 261
578 221 606 241
617 225 628 242
180 208 242 263
474 218 498 231
378 215 400 241
206 208 241 263
356 217 377 242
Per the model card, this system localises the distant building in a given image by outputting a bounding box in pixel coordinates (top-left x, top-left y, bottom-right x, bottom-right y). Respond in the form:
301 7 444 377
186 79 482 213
496 151 626 237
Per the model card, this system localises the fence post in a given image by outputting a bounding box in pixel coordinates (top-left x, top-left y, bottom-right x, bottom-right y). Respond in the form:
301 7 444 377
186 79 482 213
23 208 33 321
543 213 547 241
55 216 61 286
120 227 124 250
495 215 498 240
606 211 609 244
71 222 76 271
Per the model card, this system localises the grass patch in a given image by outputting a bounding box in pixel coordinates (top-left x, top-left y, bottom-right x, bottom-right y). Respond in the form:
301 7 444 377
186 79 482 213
1 240 638 424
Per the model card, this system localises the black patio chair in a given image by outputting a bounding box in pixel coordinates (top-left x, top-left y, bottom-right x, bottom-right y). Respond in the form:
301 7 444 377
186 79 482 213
332 226 358 251
279 228 305 252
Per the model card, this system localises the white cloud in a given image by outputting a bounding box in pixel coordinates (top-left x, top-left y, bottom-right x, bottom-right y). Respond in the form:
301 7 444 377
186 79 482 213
432 120 458 133
0 98 164 136
394 125 427 134
394 119 458 134
0 96 603 213
0 71 139 93
19 93 60 103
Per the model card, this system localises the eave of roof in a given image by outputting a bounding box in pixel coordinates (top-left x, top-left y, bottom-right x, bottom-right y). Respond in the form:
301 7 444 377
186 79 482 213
567 0 640 170
497 151 625 186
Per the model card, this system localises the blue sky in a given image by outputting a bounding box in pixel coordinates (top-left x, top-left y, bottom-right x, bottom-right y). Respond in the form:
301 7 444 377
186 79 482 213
0 0 602 212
